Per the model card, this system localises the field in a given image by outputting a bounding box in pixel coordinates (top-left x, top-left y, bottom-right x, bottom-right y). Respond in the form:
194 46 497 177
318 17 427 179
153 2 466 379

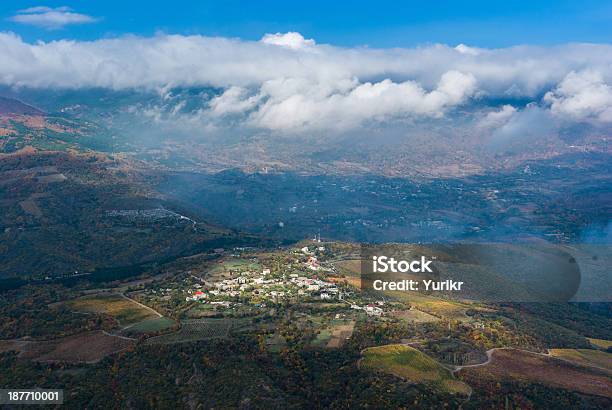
121 317 177 336
311 328 332 347
326 321 356 348
331 259 362 288
549 348 612 374
184 303 225 318
458 348 612 399
66 294 158 327
392 308 440 323
589 338 612 350
145 318 236 344
0 331 134 363
311 320 356 348
388 292 471 321
334 259 361 276
207 258 261 276
360 344 471 395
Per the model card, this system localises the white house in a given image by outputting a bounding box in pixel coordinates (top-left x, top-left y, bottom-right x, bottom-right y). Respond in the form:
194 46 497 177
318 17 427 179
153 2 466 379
365 305 383 316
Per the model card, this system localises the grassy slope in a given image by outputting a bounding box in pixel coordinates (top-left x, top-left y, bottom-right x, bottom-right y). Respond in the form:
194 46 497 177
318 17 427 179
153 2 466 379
67 294 156 327
361 344 471 395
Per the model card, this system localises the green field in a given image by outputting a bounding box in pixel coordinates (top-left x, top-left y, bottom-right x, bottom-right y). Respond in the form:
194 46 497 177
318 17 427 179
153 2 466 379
361 344 471 395
208 259 261 275
145 318 238 344
311 329 332 347
122 317 177 335
310 320 355 348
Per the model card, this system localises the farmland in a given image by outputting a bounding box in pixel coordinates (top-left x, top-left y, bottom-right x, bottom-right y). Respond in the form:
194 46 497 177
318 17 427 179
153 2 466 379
327 321 356 348
387 292 472 321
458 348 612 399
145 318 237 345
360 344 471 395
121 317 177 336
0 331 134 363
589 338 612 350
311 320 356 348
66 294 158 328
549 348 612 374
392 308 440 323
0 238 610 408
206 258 261 280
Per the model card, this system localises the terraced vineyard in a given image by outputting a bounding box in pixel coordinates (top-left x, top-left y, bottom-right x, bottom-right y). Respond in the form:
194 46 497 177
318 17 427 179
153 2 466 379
145 318 236 345
121 317 177 336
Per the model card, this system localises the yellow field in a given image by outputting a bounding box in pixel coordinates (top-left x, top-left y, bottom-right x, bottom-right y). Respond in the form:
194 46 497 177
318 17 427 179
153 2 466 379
67 294 156 327
392 308 440 323
588 338 612 350
387 292 471 321
549 349 612 374
361 344 471 395
328 275 361 289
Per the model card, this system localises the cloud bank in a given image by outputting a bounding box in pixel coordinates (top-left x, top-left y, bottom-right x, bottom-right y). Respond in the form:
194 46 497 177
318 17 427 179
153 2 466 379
1 31 612 133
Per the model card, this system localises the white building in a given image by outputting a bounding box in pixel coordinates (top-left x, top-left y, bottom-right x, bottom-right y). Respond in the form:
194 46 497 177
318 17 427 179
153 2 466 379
365 305 383 316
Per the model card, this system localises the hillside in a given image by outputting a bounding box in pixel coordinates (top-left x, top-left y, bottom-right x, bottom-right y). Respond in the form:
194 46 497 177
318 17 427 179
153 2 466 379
0 151 248 281
0 97 44 116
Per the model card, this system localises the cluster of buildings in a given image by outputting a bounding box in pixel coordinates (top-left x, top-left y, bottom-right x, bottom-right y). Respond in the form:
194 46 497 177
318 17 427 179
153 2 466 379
185 265 346 305
351 302 385 316
181 244 389 318
299 245 327 271
287 274 344 300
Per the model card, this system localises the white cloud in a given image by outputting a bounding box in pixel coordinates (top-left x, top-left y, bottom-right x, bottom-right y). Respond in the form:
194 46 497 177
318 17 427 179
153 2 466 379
260 32 315 50
9 6 97 30
544 70 612 123
2 32 611 93
490 104 554 143
209 86 261 116
478 104 517 128
1 31 612 132
246 71 476 131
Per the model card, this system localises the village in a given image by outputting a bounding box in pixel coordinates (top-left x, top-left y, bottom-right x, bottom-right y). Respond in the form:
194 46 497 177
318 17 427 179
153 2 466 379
176 241 385 317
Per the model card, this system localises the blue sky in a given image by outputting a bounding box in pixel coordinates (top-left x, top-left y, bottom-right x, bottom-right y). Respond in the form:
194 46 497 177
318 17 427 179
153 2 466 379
1 0 612 47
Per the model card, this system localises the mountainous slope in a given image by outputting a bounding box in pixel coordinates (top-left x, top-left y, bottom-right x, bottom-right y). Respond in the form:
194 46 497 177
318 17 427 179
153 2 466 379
0 97 44 116
0 151 247 280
